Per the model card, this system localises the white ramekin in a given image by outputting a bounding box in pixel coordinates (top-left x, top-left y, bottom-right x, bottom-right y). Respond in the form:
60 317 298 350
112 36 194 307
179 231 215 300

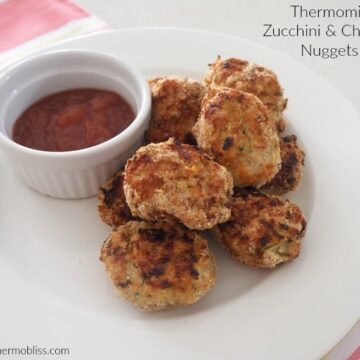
0 49 151 199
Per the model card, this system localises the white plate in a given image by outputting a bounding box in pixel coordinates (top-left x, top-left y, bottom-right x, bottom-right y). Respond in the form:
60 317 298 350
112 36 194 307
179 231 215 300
0 28 359 360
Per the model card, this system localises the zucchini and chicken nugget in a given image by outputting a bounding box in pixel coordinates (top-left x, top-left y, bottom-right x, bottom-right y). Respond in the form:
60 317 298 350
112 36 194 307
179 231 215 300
146 76 204 144
261 135 305 195
100 221 216 311
98 171 136 227
213 191 306 269
123 138 233 230
193 87 281 188
204 56 287 132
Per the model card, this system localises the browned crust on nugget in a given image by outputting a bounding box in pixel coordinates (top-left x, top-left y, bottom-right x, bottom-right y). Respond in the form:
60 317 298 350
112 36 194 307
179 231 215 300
98 171 136 227
146 76 205 144
203 57 287 132
123 138 233 230
193 87 281 188
212 191 306 268
100 221 216 311
261 135 305 195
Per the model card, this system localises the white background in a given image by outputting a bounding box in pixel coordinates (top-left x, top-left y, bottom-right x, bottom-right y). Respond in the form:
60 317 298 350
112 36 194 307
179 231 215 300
77 0 360 115
1 1 358 359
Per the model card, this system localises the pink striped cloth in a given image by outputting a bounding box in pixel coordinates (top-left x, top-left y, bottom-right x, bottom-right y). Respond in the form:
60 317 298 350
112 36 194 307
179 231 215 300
0 1 359 359
0 0 107 68
349 347 360 360
325 320 360 360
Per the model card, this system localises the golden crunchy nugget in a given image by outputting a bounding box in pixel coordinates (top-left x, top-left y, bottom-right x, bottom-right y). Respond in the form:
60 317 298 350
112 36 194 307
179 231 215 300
204 57 287 132
193 87 281 188
98 171 136 227
261 135 305 195
100 221 216 311
212 191 306 269
123 138 233 230
146 76 204 144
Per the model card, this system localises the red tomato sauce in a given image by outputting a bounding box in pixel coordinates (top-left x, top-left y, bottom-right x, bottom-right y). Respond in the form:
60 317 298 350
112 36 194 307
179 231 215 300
12 89 135 151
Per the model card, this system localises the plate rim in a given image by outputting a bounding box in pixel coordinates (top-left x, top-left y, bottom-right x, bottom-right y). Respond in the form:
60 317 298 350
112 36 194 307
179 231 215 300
1 27 359 360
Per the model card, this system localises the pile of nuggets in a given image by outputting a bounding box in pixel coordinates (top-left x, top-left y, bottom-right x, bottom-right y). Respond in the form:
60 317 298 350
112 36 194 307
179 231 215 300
99 56 307 311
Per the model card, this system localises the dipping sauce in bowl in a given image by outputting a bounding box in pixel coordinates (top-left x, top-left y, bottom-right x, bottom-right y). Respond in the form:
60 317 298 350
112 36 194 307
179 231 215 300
12 89 135 152
0 49 151 198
